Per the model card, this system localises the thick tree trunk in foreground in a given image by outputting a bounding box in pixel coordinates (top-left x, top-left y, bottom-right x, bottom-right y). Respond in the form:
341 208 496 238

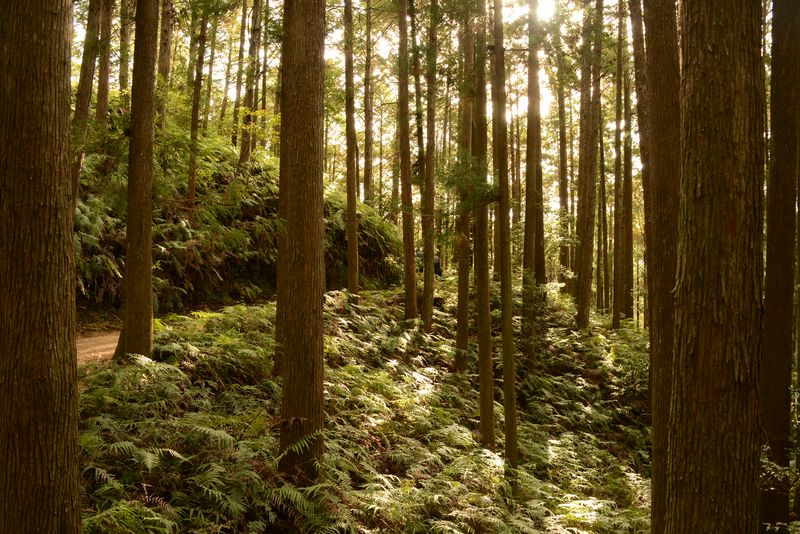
398 0 418 320
641 0 680 528
666 0 763 531
0 1 80 530
277 0 326 486
760 0 799 530
115 0 159 361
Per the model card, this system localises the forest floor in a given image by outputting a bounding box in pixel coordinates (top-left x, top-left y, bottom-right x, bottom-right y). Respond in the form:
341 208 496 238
77 281 652 533
77 331 119 365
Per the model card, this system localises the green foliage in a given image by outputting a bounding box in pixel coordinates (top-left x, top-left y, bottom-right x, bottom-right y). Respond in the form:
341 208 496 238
79 286 651 532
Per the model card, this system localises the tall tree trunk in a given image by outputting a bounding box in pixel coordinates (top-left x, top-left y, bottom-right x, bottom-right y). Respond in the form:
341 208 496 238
186 10 198 90
156 0 173 129
202 16 218 135
601 130 610 311
421 0 438 331
239 0 262 166
575 0 602 329
398 0 418 320
364 0 375 205
409 0 426 190
628 0 651 324
0 1 80 529
115 0 159 361
187 14 208 227
119 0 132 95
231 0 248 147
344 0 359 301
612 0 624 327
455 20 474 373
622 56 633 318
556 16 570 292
492 0 517 472
391 118 400 224
277 0 326 486
474 1 494 450
96 0 113 128
760 0 799 529
597 126 606 313
260 0 270 147
667 0 764 531
219 40 233 126
523 0 543 354
71 0 102 208
641 0 680 527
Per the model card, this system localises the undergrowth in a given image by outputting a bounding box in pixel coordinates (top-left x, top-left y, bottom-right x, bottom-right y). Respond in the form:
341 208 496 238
79 284 651 533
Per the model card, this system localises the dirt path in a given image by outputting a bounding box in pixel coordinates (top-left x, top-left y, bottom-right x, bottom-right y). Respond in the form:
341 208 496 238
76 331 119 365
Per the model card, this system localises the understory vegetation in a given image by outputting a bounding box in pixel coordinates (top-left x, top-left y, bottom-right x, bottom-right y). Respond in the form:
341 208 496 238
79 283 651 533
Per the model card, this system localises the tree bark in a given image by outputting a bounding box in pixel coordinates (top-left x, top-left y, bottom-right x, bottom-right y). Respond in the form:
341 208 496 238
575 0 602 329
641 0 680 527
96 0 113 128
455 20 474 374
409 0 426 190
760 0 799 529
555 15 570 292
473 2 494 450
187 14 208 227
115 0 159 361
0 1 80 529
612 0 624 327
364 0 375 206
421 0 438 331
71 0 102 208
119 0 132 94
156 0 173 130
239 0 262 167
398 0 418 320
345 0 360 300
492 0 517 472
202 16 219 135
666 0 764 530
231 0 248 147
219 38 233 126
277 0 326 486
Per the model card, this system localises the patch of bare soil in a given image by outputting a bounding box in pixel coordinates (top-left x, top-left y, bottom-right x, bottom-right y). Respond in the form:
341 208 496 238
77 331 119 365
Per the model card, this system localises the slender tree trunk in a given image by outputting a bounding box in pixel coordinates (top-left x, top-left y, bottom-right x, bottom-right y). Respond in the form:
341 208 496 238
409 0 426 189
622 56 633 319
187 15 208 227
575 0 602 329
115 0 159 361
612 0 624 327
601 131 610 311
364 0 375 205
641 0 680 526
398 0 418 320
277 0 326 486
492 0 517 473
96 0 113 128
556 17 570 291
0 1 80 529
391 118 400 224
156 0 173 129
667 0 764 530
421 0 438 331
186 10 198 90
219 42 233 126
345 0 359 301
70 0 102 208
231 0 248 147
239 0 262 166
597 127 606 313
455 20 474 373
202 16 218 135
119 0 132 95
259 0 270 148
474 2 494 450
760 1 799 530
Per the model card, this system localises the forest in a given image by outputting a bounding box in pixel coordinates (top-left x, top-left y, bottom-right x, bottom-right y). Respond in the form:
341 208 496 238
0 0 797 532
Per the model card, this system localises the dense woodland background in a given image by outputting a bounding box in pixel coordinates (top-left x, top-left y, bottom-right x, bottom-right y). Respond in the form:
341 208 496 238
0 0 799 532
